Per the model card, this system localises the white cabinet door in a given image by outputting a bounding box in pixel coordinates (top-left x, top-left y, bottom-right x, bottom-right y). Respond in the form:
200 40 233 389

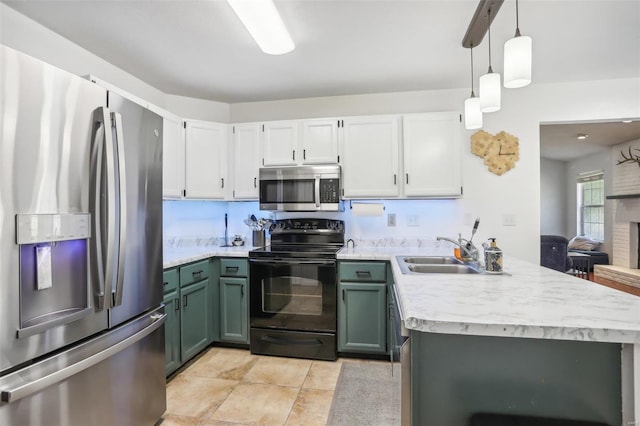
184 121 228 199
341 116 400 198
262 121 298 166
300 119 339 164
402 112 462 197
162 116 185 198
232 123 261 199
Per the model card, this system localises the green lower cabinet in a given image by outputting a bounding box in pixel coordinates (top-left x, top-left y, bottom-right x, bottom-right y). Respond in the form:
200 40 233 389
219 277 248 344
338 282 387 354
163 289 181 376
180 280 210 361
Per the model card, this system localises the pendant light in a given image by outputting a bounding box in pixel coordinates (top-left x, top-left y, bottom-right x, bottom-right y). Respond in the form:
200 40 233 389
504 0 532 88
464 46 483 130
479 7 501 113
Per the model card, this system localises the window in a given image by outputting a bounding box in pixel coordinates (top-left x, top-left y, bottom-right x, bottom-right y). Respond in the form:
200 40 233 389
577 171 604 241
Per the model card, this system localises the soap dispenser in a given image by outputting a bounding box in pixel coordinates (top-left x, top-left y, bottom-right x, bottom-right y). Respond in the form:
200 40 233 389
483 238 503 274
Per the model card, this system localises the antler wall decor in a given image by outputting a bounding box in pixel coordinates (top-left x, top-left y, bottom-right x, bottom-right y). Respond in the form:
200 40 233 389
617 147 640 167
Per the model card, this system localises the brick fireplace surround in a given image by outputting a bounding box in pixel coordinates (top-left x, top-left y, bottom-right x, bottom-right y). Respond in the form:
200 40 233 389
594 140 640 296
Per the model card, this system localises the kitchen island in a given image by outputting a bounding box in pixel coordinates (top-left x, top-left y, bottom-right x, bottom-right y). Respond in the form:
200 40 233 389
339 246 640 425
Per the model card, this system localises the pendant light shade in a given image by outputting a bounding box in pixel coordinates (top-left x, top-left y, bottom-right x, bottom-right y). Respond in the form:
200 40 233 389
465 96 483 130
464 46 483 130
479 7 501 113
479 71 501 112
504 0 532 88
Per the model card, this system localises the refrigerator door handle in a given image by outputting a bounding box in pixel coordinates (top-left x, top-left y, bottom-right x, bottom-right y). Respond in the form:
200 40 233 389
91 107 116 309
0 312 166 404
111 112 127 307
90 116 106 309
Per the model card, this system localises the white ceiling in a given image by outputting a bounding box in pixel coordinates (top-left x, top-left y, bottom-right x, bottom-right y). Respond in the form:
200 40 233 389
3 0 640 161
3 0 639 104
540 120 640 162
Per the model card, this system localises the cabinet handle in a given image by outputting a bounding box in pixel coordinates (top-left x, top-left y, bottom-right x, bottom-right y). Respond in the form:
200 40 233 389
342 289 345 301
192 270 203 280
393 174 397 185
406 173 409 184
356 270 372 278
225 266 239 273
254 177 257 188
293 150 296 161
163 281 168 287
174 298 180 311
241 285 245 297
221 178 224 188
183 295 188 308
303 149 306 160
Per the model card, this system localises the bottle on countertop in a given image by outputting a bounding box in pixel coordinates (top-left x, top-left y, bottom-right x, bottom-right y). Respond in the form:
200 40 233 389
483 238 503 274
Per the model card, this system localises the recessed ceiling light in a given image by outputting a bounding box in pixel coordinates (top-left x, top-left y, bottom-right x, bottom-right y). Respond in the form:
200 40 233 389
577 134 589 140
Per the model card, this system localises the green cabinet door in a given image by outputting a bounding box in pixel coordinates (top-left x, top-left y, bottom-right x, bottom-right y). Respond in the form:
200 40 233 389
219 277 248 344
338 282 387 354
163 289 181 376
180 280 209 361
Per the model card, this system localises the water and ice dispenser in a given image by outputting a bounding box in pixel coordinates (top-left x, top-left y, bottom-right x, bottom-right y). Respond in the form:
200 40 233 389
16 213 93 338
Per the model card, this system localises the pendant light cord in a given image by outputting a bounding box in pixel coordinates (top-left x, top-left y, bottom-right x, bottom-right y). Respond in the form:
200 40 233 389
487 8 493 73
515 0 522 37
470 46 476 97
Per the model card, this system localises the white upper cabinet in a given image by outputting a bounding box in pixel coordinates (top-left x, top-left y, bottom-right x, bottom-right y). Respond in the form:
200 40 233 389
402 112 462 198
184 120 228 199
341 115 400 198
300 119 339 164
262 121 298 166
232 123 261 199
162 115 185 199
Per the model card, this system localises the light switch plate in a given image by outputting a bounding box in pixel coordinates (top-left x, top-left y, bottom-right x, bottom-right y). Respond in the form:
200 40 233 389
502 214 517 226
407 215 419 227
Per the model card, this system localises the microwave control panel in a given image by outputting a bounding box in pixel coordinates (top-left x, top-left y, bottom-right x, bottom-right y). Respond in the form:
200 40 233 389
319 179 340 203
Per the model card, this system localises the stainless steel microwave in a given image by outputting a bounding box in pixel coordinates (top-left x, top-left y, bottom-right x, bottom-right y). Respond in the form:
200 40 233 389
259 165 343 212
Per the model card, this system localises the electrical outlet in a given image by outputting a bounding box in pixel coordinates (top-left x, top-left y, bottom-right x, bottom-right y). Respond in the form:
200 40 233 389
407 214 419 227
502 214 517 226
387 213 396 227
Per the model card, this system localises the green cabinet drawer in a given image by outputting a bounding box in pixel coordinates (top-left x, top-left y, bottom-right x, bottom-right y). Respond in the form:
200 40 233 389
163 268 179 293
339 262 387 282
179 259 210 287
220 258 248 277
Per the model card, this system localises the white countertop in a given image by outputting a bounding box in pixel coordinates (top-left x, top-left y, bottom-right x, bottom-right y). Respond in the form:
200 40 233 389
163 246 251 268
339 246 640 344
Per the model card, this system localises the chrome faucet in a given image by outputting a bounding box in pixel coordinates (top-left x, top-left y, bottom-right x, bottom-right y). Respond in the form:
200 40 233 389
436 236 479 263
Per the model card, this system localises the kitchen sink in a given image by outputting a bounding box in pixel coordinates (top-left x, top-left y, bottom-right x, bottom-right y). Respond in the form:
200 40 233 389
396 256 481 274
402 256 462 265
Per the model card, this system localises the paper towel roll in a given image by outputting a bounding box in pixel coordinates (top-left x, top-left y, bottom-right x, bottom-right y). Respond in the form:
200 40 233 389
351 203 385 216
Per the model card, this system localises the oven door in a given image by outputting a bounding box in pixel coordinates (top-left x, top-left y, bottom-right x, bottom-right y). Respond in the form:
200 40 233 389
249 258 336 333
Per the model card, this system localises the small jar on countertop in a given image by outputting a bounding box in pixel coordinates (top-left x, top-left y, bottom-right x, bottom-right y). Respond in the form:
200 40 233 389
484 238 503 274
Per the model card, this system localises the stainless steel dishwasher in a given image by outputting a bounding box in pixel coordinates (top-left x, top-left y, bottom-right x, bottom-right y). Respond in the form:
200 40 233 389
392 285 411 426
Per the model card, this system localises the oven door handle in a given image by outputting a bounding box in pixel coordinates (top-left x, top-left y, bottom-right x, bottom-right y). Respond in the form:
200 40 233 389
249 258 336 266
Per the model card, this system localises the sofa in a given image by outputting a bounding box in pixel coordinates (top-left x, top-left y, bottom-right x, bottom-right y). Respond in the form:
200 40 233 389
540 235 573 273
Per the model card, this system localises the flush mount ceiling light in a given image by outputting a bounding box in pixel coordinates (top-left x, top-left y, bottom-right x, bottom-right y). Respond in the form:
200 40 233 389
226 0 295 55
464 46 483 130
479 6 501 113
504 0 532 88
577 134 589 140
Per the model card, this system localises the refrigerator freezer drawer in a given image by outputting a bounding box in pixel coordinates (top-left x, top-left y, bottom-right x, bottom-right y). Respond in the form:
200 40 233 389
0 307 166 425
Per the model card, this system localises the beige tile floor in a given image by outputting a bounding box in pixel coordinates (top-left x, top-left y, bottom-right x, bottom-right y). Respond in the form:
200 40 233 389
161 347 346 426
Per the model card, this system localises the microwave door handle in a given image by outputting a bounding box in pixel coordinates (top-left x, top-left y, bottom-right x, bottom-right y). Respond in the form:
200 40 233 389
90 111 106 310
315 177 321 208
111 112 127 307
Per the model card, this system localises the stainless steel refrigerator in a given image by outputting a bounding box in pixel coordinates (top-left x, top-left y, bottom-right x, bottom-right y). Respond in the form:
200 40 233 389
0 45 166 425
